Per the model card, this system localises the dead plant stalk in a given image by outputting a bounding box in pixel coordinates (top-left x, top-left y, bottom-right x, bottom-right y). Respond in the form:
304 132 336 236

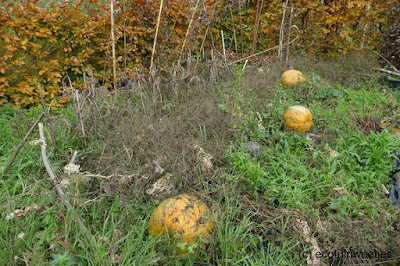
75 90 88 147
36 123 93 244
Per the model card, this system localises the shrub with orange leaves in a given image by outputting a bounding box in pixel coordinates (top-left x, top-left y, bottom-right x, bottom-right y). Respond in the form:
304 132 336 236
0 0 395 108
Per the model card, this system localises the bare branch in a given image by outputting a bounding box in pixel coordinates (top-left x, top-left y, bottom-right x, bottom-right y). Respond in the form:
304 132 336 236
37 123 94 244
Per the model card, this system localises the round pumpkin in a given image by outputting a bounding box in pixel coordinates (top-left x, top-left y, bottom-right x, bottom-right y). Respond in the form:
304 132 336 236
149 194 214 251
283 106 312 132
280 69 306 88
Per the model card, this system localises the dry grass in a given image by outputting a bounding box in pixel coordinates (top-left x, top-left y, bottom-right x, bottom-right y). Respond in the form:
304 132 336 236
43 54 400 265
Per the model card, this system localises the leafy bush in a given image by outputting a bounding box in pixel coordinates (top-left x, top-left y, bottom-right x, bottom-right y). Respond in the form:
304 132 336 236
0 0 395 107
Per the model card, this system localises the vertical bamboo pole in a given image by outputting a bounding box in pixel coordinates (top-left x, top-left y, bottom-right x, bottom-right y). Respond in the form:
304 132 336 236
178 0 201 65
149 0 164 75
123 0 127 74
221 30 227 64
278 0 289 62
111 0 117 94
284 5 293 69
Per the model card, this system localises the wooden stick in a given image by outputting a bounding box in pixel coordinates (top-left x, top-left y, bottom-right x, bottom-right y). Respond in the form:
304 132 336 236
278 0 289 62
371 50 399 72
284 5 293 69
229 5 238 53
123 0 127 74
38 84 59 150
230 35 299 65
374 68 400 77
179 0 201 65
149 0 164 74
221 30 227 64
37 123 93 244
111 0 117 94
2 112 45 175
74 90 88 147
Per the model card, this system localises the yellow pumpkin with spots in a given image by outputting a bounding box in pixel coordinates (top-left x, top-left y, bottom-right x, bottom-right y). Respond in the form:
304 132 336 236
283 106 312 132
280 69 306 88
149 194 214 252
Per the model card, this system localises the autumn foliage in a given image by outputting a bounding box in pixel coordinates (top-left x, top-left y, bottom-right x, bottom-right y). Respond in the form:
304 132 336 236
0 0 394 107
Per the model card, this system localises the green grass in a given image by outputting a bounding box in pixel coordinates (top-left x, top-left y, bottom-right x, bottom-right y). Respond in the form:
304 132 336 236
1 57 400 265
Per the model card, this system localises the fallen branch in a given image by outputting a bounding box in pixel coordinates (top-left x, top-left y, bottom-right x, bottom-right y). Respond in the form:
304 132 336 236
3 112 45 175
81 172 139 180
374 68 400 77
36 123 93 244
371 50 399 72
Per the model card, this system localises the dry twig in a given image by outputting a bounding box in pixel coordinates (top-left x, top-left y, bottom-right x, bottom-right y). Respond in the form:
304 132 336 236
74 89 88 147
375 68 400 77
36 123 93 244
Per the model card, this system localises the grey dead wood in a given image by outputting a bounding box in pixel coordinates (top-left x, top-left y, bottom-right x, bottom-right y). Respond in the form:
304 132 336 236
37 123 94 244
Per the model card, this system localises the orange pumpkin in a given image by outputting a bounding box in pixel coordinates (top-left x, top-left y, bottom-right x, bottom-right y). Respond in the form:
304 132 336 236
280 69 306 88
149 194 214 252
283 106 312 132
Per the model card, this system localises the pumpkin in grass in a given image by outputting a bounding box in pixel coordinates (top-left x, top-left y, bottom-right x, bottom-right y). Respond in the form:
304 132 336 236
149 194 214 252
280 69 306 88
283 106 312 132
